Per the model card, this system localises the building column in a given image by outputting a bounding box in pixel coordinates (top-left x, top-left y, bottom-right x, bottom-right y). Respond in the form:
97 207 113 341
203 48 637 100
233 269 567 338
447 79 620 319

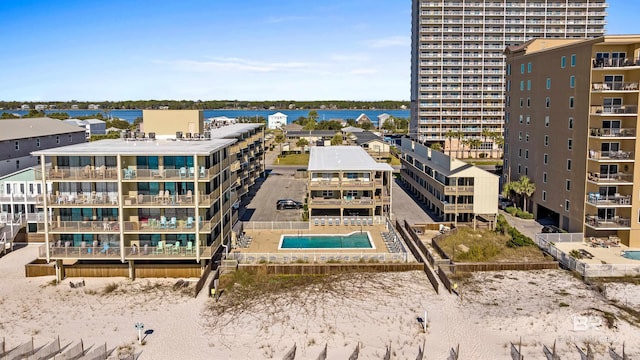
129 260 135 280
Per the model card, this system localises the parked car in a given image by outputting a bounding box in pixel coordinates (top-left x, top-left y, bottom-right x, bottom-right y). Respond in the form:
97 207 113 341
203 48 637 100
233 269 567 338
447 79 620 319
541 225 562 233
276 199 303 210
498 195 514 210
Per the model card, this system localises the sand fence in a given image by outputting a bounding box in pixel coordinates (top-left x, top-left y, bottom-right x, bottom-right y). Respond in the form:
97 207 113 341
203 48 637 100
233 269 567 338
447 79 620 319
0 337 118 360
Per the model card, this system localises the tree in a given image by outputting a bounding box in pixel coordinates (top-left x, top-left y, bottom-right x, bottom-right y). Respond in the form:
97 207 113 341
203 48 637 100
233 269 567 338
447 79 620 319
461 138 472 158
469 138 482 158
296 138 309 152
444 130 456 156
274 131 286 155
381 117 396 133
430 143 443 152
454 130 464 158
330 133 343 146
515 176 536 212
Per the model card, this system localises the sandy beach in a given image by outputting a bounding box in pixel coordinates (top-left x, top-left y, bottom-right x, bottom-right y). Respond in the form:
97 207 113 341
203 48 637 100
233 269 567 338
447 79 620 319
1 245 639 359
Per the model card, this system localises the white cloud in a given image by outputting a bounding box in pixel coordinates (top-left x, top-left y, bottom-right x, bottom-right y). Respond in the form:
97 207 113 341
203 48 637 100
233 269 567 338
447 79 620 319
367 36 410 48
157 57 318 73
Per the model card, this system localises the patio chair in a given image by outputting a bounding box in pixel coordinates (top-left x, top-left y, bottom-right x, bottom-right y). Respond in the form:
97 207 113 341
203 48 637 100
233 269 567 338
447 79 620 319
186 190 193 202
314 218 319 226
124 168 133 179
328 218 333 226
154 241 165 254
172 241 181 255
186 216 194 228
164 190 172 204
169 217 177 229
189 167 195 178
179 167 187 178
343 218 349 225
159 216 167 228
320 218 326 226
100 243 109 254
350 218 356 226
185 241 194 255
368 218 373 226
200 166 206 178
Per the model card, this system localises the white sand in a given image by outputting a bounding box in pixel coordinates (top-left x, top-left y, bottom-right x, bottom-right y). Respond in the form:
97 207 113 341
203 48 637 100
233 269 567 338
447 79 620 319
1 245 639 359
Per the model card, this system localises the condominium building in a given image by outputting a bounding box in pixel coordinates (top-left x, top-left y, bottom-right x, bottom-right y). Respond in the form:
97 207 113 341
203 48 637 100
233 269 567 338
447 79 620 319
504 35 640 247
33 121 264 278
0 118 86 177
399 138 499 223
410 0 607 153
307 146 393 222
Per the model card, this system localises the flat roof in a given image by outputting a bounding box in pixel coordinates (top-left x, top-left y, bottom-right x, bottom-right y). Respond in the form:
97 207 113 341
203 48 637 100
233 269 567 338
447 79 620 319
0 118 86 141
209 123 263 139
308 146 393 172
32 138 236 156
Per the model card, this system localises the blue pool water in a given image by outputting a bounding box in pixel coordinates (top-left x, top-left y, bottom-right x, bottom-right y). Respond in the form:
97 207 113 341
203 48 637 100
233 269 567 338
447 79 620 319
622 250 640 260
279 232 373 249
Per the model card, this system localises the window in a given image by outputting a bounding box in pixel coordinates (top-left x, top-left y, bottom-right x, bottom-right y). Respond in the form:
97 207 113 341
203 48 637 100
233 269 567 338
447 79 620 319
521 63 525 74
546 78 551 89
507 64 511 75
68 134 73 142
561 56 566 68
570 54 576 67
545 97 550 108
525 167 528 175
543 172 548 183
519 131 522 141
568 117 573 129
520 98 524 107
567 159 572 170
519 114 523 123
14 141 19 151
569 97 574 108
564 200 570 211
16 160 19 169
543 153 548 164
527 98 531 107
518 148 522 157
525 149 529 159
544 135 549 146
570 75 575 88
36 138 40 147
526 116 530 124
525 132 529 142
542 191 547 202
527 80 531 91
527 62 532 73
56 135 60 144
518 165 522 174
545 116 550 127
566 180 571 191
568 138 573 150
520 80 524 91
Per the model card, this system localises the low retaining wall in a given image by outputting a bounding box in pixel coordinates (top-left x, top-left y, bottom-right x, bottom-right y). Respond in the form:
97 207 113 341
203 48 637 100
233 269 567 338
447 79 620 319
239 263 423 275
450 262 558 273
25 260 203 278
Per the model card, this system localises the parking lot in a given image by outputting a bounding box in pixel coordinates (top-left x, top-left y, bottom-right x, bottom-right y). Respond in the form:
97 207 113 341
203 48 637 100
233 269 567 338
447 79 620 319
238 166 307 222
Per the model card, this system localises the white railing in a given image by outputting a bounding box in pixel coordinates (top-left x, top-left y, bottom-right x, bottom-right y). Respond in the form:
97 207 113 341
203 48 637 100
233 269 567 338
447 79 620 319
241 221 310 231
228 252 408 264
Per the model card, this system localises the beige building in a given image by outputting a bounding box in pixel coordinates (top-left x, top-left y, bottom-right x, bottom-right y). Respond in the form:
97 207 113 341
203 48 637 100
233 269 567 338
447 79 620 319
307 146 393 223
32 120 265 279
142 109 205 138
504 35 640 247
410 0 607 152
399 138 499 224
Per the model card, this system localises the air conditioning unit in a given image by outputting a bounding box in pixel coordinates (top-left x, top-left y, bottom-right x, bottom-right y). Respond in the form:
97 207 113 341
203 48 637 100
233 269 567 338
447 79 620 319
176 131 183 139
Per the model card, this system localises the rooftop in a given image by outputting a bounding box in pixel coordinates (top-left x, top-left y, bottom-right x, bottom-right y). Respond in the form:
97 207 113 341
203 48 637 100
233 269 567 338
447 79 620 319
209 123 263 139
308 146 393 172
0 118 86 141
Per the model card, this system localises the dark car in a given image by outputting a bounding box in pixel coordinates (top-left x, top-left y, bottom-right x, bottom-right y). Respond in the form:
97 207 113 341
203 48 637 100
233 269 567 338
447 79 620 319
541 225 562 233
276 199 303 210
498 195 514 210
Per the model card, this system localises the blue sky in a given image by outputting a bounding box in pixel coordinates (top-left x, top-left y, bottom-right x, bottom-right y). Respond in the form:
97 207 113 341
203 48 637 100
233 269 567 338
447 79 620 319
0 0 636 102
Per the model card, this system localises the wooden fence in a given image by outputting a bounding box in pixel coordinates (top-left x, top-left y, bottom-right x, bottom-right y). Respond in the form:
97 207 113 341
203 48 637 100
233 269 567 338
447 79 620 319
239 263 423 275
437 266 453 293
449 261 558 273
25 259 56 277
395 220 439 294
25 260 203 278
403 220 437 266
430 237 450 260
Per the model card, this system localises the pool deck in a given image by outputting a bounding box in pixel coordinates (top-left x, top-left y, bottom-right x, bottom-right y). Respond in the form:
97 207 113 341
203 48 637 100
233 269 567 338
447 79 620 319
554 241 640 265
237 224 392 253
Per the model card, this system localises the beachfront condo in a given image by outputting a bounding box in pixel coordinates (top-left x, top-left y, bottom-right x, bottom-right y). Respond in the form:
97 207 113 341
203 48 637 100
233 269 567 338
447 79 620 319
410 0 607 155
399 138 499 224
33 118 265 279
307 146 393 224
504 35 640 247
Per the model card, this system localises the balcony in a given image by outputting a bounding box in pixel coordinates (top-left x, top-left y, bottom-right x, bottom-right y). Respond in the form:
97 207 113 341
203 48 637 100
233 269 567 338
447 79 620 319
309 197 377 207
123 193 195 207
444 185 474 195
586 193 631 206
38 221 121 233
39 244 213 260
593 57 640 68
122 167 209 181
44 166 119 181
588 150 634 161
592 82 639 92
587 172 633 184
585 215 631 230
443 203 474 213
590 105 638 115
38 192 119 207
589 128 636 138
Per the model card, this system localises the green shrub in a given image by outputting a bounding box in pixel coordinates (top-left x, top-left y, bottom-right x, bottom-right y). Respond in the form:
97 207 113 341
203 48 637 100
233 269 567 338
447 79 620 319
505 206 518 216
506 227 535 248
479 152 488 158
515 209 534 219
569 249 582 259
495 214 509 235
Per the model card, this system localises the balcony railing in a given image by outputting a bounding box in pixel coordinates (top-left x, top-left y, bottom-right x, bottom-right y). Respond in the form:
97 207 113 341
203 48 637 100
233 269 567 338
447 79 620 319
308 180 378 189
309 197 377 206
38 192 119 206
592 82 639 91
443 203 474 213
593 57 640 68
585 215 631 229
38 221 121 233
588 150 634 160
590 128 636 137
39 244 211 259
591 105 638 115
0 194 41 203
587 172 633 183
44 166 119 181
444 185 474 195
586 193 631 206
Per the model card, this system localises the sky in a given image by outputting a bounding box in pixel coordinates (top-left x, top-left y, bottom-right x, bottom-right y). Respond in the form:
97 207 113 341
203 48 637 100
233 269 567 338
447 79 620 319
0 0 637 102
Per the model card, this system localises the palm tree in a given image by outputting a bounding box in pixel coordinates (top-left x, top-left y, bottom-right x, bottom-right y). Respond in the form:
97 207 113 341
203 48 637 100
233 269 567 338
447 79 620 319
516 176 536 212
274 131 286 155
430 143 443 152
469 138 482 158
296 138 309 153
493 133 504 159
454 130 464 158
481 128 492 158
444 130 456 156
330 133 343 146
461 138 472 158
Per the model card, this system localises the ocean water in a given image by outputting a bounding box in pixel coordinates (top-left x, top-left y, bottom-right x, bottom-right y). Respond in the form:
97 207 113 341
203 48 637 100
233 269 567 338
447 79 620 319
1 108 409 125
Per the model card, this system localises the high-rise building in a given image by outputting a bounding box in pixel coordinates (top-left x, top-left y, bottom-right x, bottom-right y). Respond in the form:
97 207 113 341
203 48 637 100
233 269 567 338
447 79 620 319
410 0 608 155
504 35 640 247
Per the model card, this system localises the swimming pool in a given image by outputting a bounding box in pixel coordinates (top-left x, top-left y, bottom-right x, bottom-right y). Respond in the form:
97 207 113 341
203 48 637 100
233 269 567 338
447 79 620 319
279 231 374 249
622 250 640 260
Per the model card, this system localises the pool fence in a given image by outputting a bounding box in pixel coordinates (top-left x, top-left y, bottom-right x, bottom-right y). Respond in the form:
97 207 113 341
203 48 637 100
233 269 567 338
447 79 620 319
228 252 410 265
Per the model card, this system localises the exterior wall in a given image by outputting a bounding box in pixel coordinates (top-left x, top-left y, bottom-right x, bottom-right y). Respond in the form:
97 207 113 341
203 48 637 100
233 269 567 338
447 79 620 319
268 114 287 129
142 110 204 136
0 132 85 177
505 36 640 247
88 122 107 135
410 0 607 148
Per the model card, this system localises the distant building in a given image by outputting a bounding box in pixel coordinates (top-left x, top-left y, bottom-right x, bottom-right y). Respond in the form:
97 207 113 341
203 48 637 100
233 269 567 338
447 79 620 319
268 112 287 129
282 123 303 132
70 105 79 110
20 105 30 110
0 168 47 226
355 113 371 125
341 126 364 134
63 118 107 139
87 104 100 110
351 132 390 157
377 113 393 129
0 118 86 177
35 104 47 111
206 116 237 128
142 109 204 138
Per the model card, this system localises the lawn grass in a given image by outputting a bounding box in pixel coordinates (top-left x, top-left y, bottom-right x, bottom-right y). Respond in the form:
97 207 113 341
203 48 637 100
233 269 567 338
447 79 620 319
436 227 546 262
276 153 310 165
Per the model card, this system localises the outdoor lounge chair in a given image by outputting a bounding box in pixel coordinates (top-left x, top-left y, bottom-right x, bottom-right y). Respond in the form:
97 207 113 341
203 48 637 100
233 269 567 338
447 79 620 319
154 241 164 254
100 243 109 254
185 241 194 255
335 218 340 226
159 216 167 228
172 241 181 255
314 218 319 226
186 217 194 228
320 218 326 226
169 217 177 229
179 167 187 178
200 166 206 178
328 218 333 226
